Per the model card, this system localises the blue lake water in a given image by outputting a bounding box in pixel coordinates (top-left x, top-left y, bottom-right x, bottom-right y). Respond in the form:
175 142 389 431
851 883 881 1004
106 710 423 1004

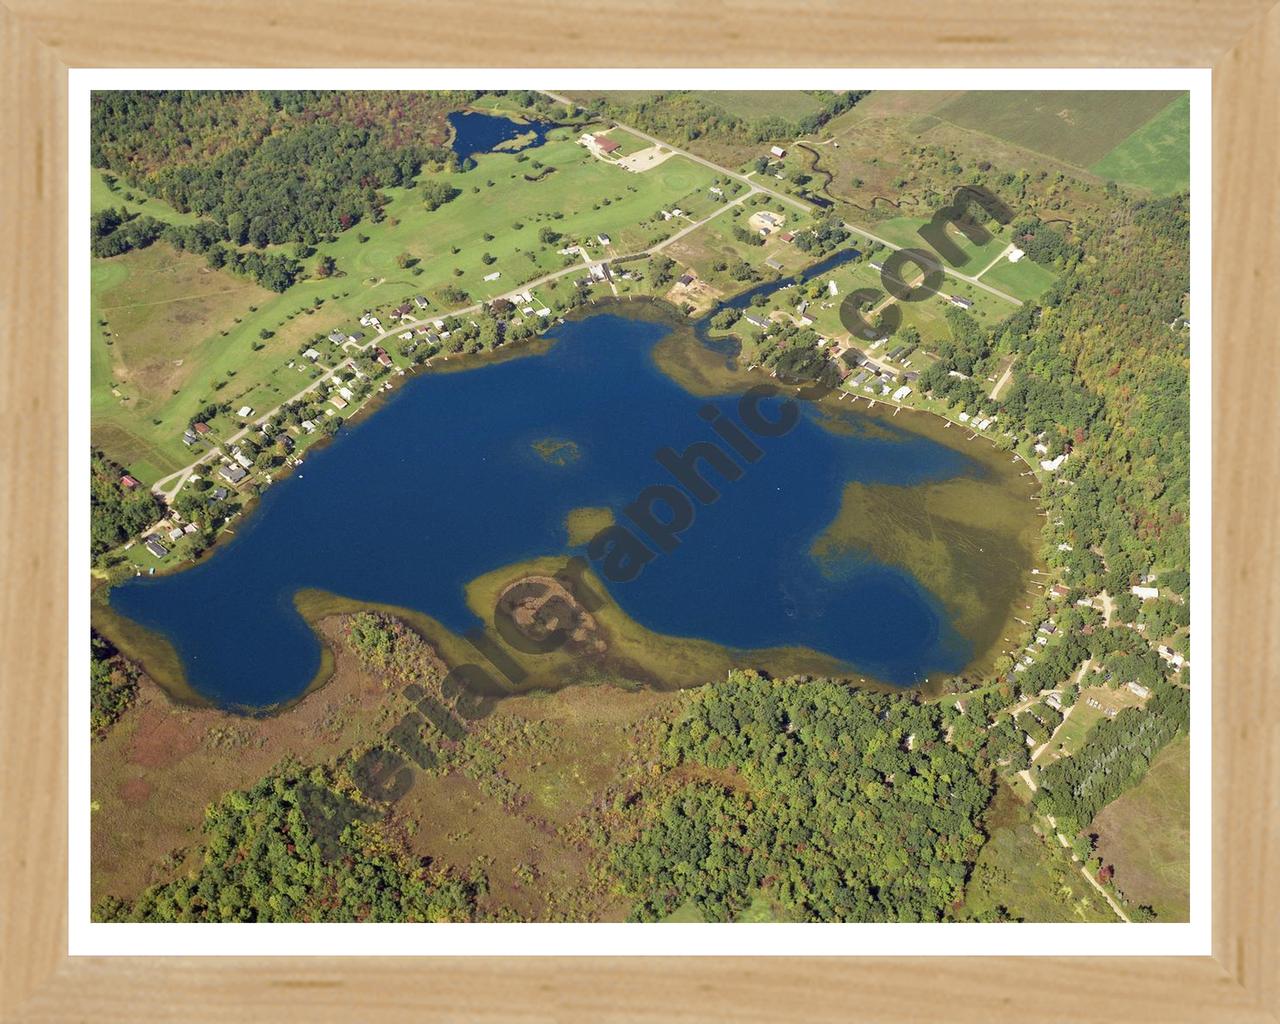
110 311 992 707
448 111 557 162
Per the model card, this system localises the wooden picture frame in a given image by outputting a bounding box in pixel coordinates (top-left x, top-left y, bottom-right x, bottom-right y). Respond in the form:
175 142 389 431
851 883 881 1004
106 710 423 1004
2 2 1275 1018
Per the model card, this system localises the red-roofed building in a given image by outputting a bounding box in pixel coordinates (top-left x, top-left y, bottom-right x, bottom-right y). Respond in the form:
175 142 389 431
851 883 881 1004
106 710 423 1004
120 474 139 490
594 134 620 154
193 422 211 435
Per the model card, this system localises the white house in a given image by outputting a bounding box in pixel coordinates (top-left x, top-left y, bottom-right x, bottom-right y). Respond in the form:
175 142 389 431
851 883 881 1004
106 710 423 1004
1126 681 1152 699
1008 246 1026 263
1040 453 1067 472
892 385 912 402
769 145 787 158
1131 585 1159 600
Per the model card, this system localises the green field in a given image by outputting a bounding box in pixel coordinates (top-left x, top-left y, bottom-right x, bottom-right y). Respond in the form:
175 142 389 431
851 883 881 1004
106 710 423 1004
90 130 723 478
1089 735 1190 921
92 169 203 228
979 254 1059 301
869 215 1012 274
937 91 1182 167
707 91 830 123
1091 94 1191 195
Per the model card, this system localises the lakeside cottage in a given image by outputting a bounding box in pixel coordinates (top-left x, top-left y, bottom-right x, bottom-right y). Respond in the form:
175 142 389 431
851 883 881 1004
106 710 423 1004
144 536 168 559
218 463 247 484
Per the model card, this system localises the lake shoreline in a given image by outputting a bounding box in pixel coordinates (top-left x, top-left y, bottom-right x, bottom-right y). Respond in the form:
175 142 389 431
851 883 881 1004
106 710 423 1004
97 284 1043 715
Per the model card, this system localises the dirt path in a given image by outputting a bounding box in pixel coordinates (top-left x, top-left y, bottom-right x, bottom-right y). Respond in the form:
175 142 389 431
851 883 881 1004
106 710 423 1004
989 355 1017 400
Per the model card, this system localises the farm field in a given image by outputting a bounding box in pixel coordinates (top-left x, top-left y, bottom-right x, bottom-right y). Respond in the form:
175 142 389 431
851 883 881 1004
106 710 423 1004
979 254 1059 302
1089 735 1190 921
1090 94 1191 195
936 91 1182 167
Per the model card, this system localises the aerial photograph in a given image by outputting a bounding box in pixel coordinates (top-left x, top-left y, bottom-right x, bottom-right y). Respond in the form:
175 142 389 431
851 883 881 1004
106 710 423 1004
87 88 1191 925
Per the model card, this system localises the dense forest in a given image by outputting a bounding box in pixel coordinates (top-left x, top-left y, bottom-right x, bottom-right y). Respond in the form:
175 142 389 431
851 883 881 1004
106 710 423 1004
96 763 483 923
90 632 138 737
90 449 163 557
580 91 868 149
611 670 992 922
1036 683 1190 835
91 91 469 246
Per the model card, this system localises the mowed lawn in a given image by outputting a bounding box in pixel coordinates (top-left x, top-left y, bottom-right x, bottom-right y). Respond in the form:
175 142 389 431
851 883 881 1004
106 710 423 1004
89 132 722 478
1089 735 1190 921
979 254 1059 302
1090 94 1191 195
869 215 1012 274
937 91 1182 167
303 131 720 305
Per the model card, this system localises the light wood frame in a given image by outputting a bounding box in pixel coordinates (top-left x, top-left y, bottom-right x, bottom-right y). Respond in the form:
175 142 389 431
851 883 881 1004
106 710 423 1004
2 3 1276 1019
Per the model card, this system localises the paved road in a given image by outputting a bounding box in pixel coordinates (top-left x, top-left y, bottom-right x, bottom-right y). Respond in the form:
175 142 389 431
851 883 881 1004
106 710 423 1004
548 92 1024 307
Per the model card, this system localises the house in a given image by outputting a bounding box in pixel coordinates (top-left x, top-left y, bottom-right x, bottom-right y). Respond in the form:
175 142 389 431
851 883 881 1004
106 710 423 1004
168 526 184 542
338 386 354 402
144 536 168 559
1040 453 1067 472
193 422 211 436
597 233 611 245
1131 585 1159 600
414 295 429 310
348 331 366 343
903 371 920 382
210 487 229 502
376 349 394 368
328 329 346 343
300 419 316 434
592 134 620 154
1051 584 1071 598
303 347 320 362
330 395 349 410
677 273 696 287
769 145 786 158
120 474 140 490
748 210 785 235
743 312 771 330
483 271 501 282
393 303 412 318
1045 692 1063 711
1008 246 1026 263
1126 681 1152 699
892 385 912 402
958 412 971 423
182 430 199 447
218 463 247 484
948 295 973 309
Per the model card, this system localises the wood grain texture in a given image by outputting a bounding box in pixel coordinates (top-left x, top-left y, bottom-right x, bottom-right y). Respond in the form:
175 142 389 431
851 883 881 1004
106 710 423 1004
0 0 1276 1019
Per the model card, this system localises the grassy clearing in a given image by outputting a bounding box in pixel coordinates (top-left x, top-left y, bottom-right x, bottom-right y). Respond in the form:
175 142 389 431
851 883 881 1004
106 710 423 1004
937 91 1182 167
91 169 203 228
979 255 1059 302
1090 94 1191 195
91 246 280 480
1089 735 1190 921
962 783 1115 922
707 91 830 123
